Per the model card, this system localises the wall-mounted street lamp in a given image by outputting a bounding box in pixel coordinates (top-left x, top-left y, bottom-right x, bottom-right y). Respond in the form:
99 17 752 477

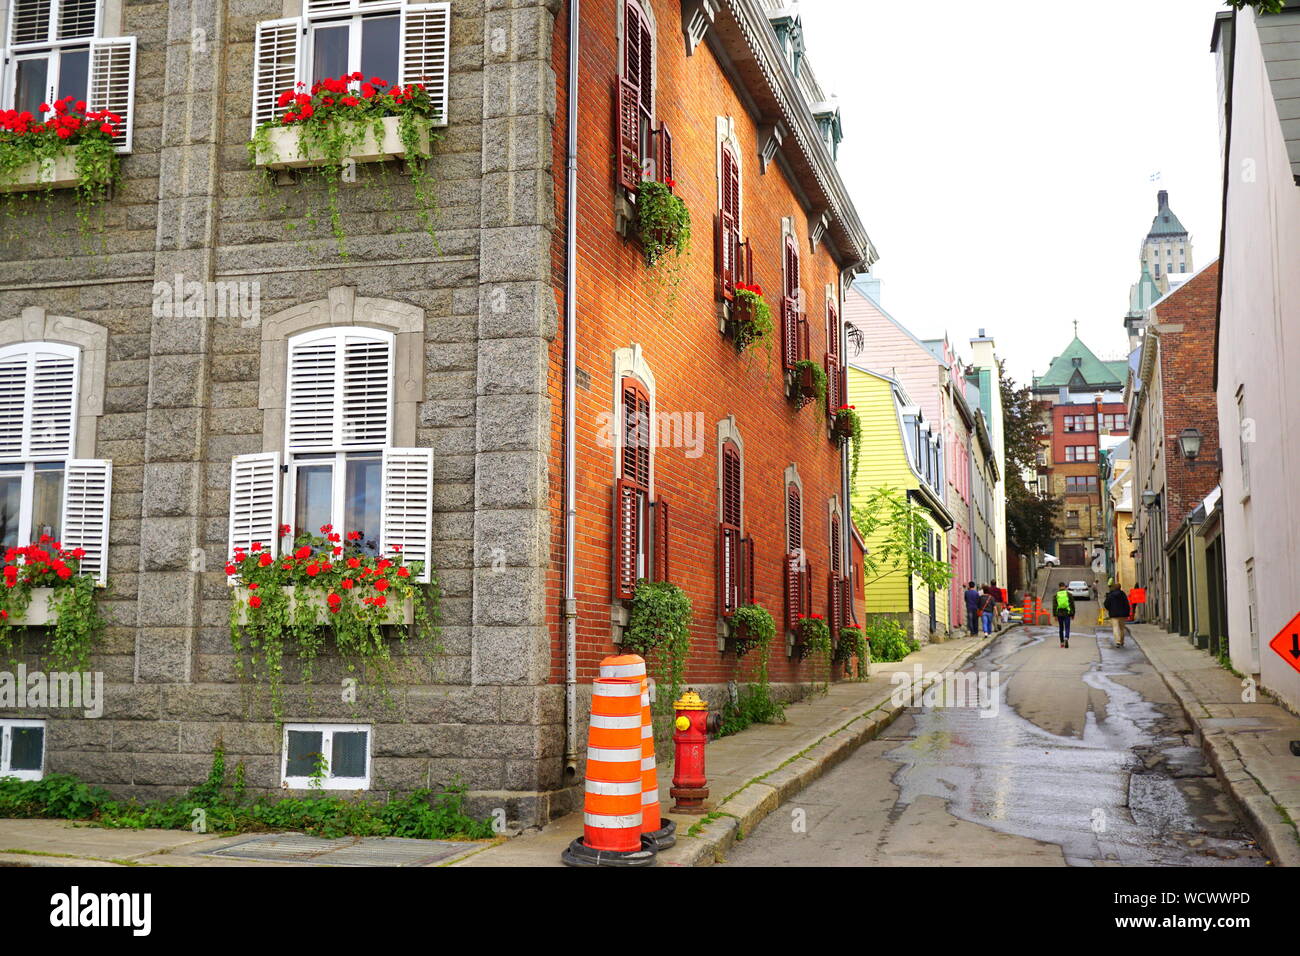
1176 427 1206 466
1141 490 1160 510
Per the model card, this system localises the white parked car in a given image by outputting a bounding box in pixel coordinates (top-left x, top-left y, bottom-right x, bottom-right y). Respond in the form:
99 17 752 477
1067 580 1091 599
1041 553 1060 567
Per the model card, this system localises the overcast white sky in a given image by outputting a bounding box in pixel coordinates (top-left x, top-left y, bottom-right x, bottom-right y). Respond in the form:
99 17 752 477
799 0 1227 387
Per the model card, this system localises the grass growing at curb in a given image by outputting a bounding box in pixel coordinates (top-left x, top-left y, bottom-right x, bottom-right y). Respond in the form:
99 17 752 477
0 746 495 841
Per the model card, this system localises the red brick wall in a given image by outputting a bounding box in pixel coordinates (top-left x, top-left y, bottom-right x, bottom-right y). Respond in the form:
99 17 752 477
548 0 848 686
1153 261 1221 536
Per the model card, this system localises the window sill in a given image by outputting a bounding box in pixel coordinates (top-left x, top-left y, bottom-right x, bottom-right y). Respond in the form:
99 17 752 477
0 150 82 193
251 116 431 170
233 586 414 627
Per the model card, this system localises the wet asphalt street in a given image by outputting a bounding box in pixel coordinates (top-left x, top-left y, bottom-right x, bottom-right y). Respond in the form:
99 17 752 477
722 620 1268 867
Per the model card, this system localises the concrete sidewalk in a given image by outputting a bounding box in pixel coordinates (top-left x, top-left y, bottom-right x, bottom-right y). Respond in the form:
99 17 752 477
453 631 992 867
0 632 992 868
1130 623 1300 867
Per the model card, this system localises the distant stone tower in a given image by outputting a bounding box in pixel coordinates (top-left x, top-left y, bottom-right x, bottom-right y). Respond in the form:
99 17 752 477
1139 189 1193 292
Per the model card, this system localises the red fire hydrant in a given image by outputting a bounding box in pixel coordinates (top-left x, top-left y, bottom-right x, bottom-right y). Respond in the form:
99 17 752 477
670 689 720 814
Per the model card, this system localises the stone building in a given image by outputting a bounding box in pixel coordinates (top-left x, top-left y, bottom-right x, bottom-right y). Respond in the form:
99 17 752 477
0 0 874 823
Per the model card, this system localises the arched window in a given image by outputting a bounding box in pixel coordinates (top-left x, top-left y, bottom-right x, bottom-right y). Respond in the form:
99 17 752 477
718 438 745 616
228 325 432 581
617 0 670 191
715 141 745 301
784 479 809 632
825 295 841 414
0 341 111 582
782 232 804 370
614 375 664 598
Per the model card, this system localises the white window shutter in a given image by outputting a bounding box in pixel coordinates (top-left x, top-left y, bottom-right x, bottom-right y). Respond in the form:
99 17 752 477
58 0 99 41
399 3 451 127
228 452 281 578
0 344 77 462
61 459 112 586
286 329 392 452
9 0 51 45
251 17 303 137
88 37 136 154
340 333 392 447
380 447 433 583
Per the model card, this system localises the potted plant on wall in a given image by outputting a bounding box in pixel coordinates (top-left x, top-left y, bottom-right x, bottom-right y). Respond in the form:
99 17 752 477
0 98 123 213
0 537 105 672
634 177 690 267
732 281 775 358
834 404 864 483
247 74 439 256
793 358 826 409
793 612 831 662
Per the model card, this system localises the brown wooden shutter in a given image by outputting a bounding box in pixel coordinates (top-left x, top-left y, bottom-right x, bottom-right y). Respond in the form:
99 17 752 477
787 484 802 553
826 301 841 414
656 122 674 185
614 478 641 599
621 380 650 490
616 79 641 192
828 573 842 641
652 497 670 582
636 7 653 114
742 238 754 287
785 551 801 632
742 534 755 606
830 514 842 575
783 235 801 369
719 442 742 617
801 560 813 618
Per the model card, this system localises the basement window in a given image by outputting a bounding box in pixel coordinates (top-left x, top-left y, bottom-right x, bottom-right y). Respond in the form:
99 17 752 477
0 719 46 781
281 723 371 790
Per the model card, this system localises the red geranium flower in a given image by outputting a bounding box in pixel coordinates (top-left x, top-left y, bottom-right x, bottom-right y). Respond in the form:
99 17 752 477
248 595 262 609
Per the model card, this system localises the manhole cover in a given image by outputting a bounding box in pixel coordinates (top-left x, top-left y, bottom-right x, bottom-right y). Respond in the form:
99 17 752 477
204 833 476 866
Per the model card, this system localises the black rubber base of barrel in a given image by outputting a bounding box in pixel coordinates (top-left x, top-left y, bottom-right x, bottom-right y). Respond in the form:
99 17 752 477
560 835 658 867
642 818 677 851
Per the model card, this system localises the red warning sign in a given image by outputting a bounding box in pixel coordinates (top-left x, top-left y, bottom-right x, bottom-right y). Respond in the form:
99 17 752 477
1267 611 1300 676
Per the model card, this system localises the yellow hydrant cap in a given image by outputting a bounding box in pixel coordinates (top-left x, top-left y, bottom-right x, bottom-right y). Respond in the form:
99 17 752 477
674 716 691 731
674 689 707 710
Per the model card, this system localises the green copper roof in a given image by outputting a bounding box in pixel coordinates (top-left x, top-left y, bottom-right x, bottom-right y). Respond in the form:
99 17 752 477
1033 336 1125 390
1129 262 1161 312
1146 190 1188 239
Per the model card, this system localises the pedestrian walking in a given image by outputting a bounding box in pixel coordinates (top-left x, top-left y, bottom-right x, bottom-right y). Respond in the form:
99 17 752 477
978 588 995 636
963 582 980 636
1104 581 1131 647
1053 582 1075 648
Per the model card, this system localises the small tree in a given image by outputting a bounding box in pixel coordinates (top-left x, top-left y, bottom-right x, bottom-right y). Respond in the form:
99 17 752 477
852 486 951 593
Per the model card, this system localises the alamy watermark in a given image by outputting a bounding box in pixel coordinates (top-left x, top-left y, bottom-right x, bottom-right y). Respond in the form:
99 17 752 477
596 409 705 459
152 274 260 326
890 664 1000 718
0 666 103 718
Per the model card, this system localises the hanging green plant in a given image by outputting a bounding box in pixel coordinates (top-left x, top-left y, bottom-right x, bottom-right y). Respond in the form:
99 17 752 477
0 97 122 238
634 178 690 267
624 579 692 706
834 624 868 681
0 538 105 673
732 283 776 364
227 523 441 722
718 603 784 737
834 404 864 484
794 358 827 412
795 613 832 657
248 73 440 257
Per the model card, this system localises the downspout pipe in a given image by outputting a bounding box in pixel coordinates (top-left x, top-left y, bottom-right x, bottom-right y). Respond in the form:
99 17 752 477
562 0 581 778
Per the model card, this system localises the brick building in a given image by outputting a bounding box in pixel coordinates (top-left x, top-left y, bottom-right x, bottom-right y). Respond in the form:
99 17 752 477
1127 261 1221 637
0 0 874 824
1032 335 1129 567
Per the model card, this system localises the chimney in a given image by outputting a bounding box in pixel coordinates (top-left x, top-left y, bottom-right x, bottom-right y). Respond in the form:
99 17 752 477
1157 189 1168 211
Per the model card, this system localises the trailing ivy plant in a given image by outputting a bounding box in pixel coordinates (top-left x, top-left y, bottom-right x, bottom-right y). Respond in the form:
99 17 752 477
732 282 776 366
0 538 105 673
248 73 440 257
624 578 692 707
834 624 868 681
0 97 122 241
634 178 690 267
718 603 784 737
794 358 827 416
227 523 441 722
834 404 864 485
1226 0 1284 13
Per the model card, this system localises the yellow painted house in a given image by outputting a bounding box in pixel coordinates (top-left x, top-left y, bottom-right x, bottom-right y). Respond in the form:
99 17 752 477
847 367 954 641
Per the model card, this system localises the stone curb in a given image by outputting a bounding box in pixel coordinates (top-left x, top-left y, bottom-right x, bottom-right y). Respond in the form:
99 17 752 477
1133 632 1300 868
658 632 999 866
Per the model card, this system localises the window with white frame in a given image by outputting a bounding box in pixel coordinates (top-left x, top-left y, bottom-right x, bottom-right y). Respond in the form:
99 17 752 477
0 341 111 582
1 0 136 151
228 326 432 579
281 722 370 790
251 0 451 136
0 718 44 780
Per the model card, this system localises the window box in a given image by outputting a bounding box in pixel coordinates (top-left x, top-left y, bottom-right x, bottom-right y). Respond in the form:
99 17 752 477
233 586 414 627
4 588 57 625
251 116 431 170
0 150 83 193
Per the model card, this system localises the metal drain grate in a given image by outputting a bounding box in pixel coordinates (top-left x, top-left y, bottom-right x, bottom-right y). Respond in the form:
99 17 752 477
203 833 476 866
